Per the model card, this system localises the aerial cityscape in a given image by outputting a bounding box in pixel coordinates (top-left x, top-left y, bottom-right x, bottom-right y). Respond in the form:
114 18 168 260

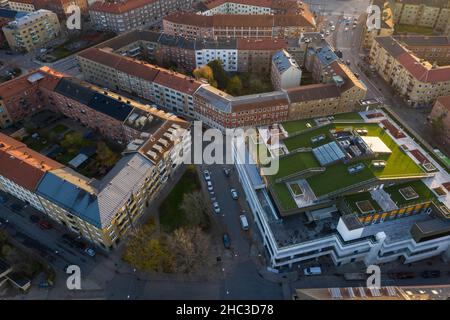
0 0 449 306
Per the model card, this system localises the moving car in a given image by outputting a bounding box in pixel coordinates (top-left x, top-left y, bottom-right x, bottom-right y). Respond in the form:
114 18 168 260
222 233 231 249
213 202 220 214
230 188 238 200
203 170 211 181
303 266 322 276
223 167 231 177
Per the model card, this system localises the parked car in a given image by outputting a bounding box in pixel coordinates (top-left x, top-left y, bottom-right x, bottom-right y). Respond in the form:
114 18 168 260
222 233 231 249
330 25 335 31
207 181 213 191
84 247 96 257
10 203 24 212
29 215 40 223
303 266 322 276
0 195 7 204
230 188 238 200
388 272 415 279
213 202 220 214
346 60 351 65
239 215 249 231
38 220 52 230
203 170 211 181
421 270 441 278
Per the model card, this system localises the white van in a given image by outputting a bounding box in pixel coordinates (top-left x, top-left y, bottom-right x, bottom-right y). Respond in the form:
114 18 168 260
303 266 322 276
239 215 249 231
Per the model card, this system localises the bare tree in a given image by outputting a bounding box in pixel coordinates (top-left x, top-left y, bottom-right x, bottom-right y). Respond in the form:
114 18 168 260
167 227 212 274
180 191 210 230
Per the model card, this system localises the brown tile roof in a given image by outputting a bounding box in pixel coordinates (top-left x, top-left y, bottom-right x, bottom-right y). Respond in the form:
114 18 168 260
37 66 64 91
200 0 299 12
435 95 450 110
154 70 202 95
0 133 63 190
78 46 202 94
236 38 288 51
328 61 364 93
287 83 340 102
164 12 315 28
0 72 38 100
90 0 157 14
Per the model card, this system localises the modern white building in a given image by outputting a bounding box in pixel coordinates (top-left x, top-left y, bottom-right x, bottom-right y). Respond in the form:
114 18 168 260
232 109 450 269
271 49 302 90
195 46 238 72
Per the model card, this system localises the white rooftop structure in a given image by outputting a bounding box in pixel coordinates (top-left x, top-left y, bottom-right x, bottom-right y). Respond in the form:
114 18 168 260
361 136 392 154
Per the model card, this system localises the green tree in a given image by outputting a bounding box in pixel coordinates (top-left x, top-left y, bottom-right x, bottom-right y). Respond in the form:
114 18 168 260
60 132 84 149
123 223 173 273
96 141 118 168
226 75 243 96
207 60 229 89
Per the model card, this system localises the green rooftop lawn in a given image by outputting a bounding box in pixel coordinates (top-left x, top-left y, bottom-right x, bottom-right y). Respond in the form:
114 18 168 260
283 124 332 151
344 191 382 215
384 180 436 206
281 118 316 135
270 183 298 211
270 122 425 203
270 152 320 181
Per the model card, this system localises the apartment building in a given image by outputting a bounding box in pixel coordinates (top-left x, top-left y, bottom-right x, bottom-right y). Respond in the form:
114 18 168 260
2 9 60 52
77 48 202 119
195 40 238 72
393 0 450 34
196 0 302 16
271 49 302 90
370 36 450 107
0 133 63 211
363 0 395 49
95 30 290 74
430 95 450 145
0 67 191 249
89 0 195 33
162 12 316 40
236 38 288 74
7 0 35 12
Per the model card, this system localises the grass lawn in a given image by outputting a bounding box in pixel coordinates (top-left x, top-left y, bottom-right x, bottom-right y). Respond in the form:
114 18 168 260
271 152 320 181
345 192 382 215
281 119 316 135
49 124 69 135
159 166 202 232
270 183 298 211
283 124 332 151
384 180 436 206
395 24 434 35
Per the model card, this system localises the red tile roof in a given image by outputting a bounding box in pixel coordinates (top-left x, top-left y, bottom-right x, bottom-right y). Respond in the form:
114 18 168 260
0 133 63 190
154 70 202 95
236 38 288 51
90 0 156 14
164 12 315 28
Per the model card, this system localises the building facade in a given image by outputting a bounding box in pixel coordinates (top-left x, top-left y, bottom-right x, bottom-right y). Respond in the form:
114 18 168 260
0 67 191 249
370 36 450 107
89 0 195 33
2 9 60 52
271 49 302 90
430 95 450 145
